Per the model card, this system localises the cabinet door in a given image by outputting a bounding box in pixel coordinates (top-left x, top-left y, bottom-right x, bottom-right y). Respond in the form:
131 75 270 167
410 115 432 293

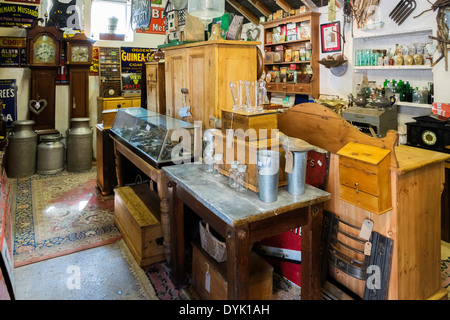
147 84 158 113
165 50 187 119
186 46 213 127
216 45 257 115
70 68 89 118
30 69 56 130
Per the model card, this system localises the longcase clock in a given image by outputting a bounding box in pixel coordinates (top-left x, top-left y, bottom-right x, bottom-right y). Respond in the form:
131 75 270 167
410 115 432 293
65 33 94 119
26 14 63 132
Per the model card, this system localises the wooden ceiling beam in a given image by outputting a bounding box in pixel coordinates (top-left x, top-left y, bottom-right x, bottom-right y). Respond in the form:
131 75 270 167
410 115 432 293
301 0 319 12
226 0 260 25
275 0 292 12
248 0 271 17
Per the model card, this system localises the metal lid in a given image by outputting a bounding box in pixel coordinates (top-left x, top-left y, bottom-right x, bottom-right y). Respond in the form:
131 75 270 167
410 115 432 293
41 134 62 142
12 120 35 126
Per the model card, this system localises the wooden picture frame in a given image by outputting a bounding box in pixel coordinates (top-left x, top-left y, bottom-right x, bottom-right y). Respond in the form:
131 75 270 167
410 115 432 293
320 21 341 53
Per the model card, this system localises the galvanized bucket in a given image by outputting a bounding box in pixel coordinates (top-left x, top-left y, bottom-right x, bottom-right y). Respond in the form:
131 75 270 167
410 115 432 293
286 151 307 196
66 118 93 172
5 120 37 178
257 150 280 202
37 134 65 175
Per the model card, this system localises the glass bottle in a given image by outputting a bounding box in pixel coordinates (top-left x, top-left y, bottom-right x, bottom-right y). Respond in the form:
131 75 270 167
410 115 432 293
213 153 223 177
228 161 240 189
428 82 434 104
420 87 429 104
236 164 248 193
412 87 420 103
203 149 214 173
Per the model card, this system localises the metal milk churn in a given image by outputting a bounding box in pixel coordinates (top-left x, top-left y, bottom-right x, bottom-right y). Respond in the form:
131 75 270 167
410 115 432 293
37 134 65 175
5 120 37 178
66 117 93 172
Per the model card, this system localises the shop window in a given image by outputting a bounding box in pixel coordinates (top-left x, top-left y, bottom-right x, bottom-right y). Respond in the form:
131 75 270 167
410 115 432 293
90 0 133 41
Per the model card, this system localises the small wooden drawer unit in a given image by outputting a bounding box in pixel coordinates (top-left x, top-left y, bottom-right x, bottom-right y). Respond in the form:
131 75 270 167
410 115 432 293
221 110 279 141
337 142 392 215
114 184 165 266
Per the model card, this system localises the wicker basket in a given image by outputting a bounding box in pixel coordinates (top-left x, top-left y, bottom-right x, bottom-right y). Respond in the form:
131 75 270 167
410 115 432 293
199 220 227 262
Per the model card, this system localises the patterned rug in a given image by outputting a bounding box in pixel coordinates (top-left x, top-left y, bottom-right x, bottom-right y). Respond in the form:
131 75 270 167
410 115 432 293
13 167 122 267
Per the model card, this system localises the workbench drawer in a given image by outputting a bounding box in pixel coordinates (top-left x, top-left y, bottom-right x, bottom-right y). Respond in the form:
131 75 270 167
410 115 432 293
339 163 380 196
339 184 389 215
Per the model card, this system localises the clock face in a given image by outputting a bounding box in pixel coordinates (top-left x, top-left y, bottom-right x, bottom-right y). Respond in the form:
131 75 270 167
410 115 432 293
421 130 437 146
33 35 56 64
71 45 90 63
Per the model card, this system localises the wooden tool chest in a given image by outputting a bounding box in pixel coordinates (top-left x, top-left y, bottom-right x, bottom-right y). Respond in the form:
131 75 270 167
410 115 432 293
114 184 165 266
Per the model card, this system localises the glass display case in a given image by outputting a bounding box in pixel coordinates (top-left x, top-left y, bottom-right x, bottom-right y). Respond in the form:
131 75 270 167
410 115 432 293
110 107 200 168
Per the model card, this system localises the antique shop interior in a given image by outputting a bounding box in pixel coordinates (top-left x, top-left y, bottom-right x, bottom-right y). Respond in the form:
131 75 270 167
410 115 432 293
0 0 450 302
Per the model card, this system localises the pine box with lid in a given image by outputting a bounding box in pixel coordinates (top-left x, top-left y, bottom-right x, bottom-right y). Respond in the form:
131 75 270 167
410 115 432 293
337 142 392 215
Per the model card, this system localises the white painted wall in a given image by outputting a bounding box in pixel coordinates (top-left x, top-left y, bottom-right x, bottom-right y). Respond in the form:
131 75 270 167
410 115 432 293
317 2 449 134
1 2 448 146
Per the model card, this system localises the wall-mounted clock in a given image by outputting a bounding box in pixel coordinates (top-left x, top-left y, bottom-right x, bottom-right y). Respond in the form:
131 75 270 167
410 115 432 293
26 14 63 132
65 32 94 119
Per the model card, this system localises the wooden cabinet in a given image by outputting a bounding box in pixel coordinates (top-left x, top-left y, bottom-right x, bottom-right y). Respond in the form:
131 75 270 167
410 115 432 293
262 13 320 99
95 124 117 195
97 96 141 127
163 40 259 128
337 142 392 215
145 62 165 114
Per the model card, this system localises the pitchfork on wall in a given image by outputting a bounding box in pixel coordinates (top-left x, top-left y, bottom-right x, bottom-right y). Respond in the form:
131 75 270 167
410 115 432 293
389 0 417 25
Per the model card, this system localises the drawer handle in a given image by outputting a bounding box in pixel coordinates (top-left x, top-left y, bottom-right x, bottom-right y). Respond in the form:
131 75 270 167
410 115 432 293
354 182 358 186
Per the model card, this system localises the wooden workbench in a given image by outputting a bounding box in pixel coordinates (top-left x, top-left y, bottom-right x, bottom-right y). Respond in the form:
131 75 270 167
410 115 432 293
163 163 331 300
278 103 450 300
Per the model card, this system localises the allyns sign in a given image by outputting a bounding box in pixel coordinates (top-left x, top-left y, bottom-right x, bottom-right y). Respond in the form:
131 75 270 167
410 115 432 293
131 0 151 31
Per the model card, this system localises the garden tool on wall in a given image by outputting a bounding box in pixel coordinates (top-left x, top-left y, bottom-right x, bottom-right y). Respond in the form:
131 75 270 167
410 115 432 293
389 0 417 25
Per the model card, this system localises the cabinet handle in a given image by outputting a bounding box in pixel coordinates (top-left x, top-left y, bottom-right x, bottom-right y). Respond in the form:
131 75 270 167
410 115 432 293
354 182 359 186
181 88 189 94
73 97 76 109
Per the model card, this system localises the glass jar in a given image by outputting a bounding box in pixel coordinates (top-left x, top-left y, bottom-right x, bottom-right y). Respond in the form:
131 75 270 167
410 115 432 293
213 153 223 177
236 164 248 193
203 150 214 173
228 161 240 189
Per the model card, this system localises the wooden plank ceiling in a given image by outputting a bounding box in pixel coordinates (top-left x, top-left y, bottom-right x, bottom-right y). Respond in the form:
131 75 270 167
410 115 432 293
225 0 332 25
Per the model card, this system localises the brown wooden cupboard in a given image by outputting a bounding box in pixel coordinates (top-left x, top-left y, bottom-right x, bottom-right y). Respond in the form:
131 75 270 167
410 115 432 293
162 40 259 128
262 12 320 99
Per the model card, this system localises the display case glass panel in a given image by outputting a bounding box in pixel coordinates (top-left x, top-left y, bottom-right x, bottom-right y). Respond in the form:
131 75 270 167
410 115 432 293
111 107 198 168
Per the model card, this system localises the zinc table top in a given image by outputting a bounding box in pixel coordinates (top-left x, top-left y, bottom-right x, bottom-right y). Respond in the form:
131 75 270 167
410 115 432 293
163 163 330 227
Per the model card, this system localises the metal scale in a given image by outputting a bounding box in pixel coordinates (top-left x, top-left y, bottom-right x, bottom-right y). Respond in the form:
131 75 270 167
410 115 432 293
343 91 398 138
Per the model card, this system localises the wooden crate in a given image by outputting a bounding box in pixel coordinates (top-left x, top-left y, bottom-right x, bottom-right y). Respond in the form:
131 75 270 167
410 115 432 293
212 131 287 192
114 184 165 266
337 142 392 215
191 242 273 300
221 110 279 141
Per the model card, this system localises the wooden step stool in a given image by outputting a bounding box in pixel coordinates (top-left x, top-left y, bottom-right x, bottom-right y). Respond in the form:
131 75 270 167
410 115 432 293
114 184 165 266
